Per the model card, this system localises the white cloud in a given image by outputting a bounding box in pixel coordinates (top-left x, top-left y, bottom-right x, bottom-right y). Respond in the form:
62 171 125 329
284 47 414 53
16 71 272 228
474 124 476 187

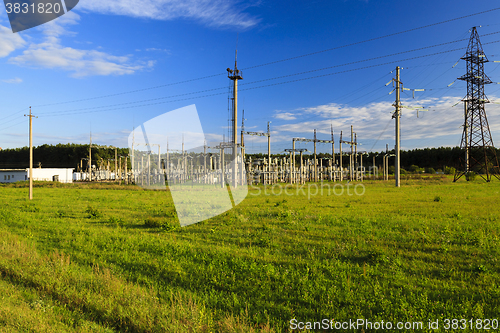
0 26 26 57
272 96 500 144
2 77 22 84
274 112 297 120
77 0 260 29
10 46 155 77
7 11 155 77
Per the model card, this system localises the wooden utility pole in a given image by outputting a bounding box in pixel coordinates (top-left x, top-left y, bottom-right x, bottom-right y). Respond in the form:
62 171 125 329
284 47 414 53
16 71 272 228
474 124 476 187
24 107 36 200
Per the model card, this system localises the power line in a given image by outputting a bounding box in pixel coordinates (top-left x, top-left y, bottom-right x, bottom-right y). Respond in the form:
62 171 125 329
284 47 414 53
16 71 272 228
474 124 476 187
28 7 500 109
241 7 500 71
38 39 500 117
32 73 226 108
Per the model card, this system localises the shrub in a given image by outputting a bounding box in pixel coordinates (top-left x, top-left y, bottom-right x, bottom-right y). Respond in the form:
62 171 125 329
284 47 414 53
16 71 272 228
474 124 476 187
466 171 477 181
409 165 420 173
425 167 436 174
444 166 456 175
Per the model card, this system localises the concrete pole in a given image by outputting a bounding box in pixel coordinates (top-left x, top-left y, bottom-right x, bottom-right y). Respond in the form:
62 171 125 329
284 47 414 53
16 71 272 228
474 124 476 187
339 131 343 182
115 148 118 181
360 153 363 181
119 156 122 184
89 133 92 182
124 156 128 184
331 125 335 182
131 130 135 184
141 155 144 186
300 150 304 184
28 107 33 200
292 138 296 184
355 133 358 180
241 147 245 185
233 78 238 189
221 147 225 188
350 125 353 181
395 66 401 187
158 145 161 178
314 129 317 182
148 153 151 186
165 140 170 181
267 122 271 168
320 158 323 181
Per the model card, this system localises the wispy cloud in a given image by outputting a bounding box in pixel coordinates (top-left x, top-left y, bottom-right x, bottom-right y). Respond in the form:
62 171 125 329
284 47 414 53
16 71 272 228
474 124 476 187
77 0 261 29
7 12 155 77
0 26 26 57
274 111 297 120
2 77 22 84
272 96 500 145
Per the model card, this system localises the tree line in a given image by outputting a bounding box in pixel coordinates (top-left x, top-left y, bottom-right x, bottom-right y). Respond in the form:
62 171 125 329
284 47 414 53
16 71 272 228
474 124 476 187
1 143 499 173
0 143 130 170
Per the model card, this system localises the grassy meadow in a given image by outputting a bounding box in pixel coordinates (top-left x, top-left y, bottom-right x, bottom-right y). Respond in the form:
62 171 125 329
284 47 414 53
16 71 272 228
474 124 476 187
0 176 499 332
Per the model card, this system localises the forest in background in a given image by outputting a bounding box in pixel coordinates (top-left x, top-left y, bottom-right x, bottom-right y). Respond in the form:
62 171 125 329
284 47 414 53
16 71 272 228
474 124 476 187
0 143 497 173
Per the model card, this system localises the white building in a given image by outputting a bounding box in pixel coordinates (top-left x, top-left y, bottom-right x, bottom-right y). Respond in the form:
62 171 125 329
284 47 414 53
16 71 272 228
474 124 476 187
0 169 26 183
0 168 74 183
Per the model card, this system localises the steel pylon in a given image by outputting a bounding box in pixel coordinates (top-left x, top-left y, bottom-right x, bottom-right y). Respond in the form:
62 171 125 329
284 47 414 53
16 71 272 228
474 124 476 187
454 27 500 182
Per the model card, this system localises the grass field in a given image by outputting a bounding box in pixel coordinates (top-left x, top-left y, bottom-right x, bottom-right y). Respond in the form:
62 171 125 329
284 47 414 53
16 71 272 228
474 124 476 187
0 177 499 332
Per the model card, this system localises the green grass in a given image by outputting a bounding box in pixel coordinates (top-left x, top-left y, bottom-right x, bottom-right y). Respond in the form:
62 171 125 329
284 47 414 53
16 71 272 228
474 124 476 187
0 177 499 332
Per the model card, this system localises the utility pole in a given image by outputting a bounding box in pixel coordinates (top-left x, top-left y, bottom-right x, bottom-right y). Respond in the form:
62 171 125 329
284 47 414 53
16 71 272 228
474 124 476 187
331 124 335 170
131 128 135 184
314 129 317 182
292 138 296 183
89 132 92 182
293 129 334 182
227 50 242 187
340 127 357 181
267 121 271 169
24 107 36 200
243 122 271 177
340 131 343 181
284 148 307 184
115 148 118 181
393 66 401 187
241 110 245 172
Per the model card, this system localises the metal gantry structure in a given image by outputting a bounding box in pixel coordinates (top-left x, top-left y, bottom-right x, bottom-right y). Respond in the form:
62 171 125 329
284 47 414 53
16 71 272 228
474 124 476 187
293 127 335 182
454 27 500 182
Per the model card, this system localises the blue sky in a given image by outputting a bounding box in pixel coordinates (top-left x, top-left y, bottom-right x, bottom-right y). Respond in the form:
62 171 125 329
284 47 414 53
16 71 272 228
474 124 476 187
2 0 500 155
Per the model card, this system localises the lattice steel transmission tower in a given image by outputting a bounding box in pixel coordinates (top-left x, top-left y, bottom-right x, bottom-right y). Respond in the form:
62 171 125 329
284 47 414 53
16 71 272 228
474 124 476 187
454 27 500 182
